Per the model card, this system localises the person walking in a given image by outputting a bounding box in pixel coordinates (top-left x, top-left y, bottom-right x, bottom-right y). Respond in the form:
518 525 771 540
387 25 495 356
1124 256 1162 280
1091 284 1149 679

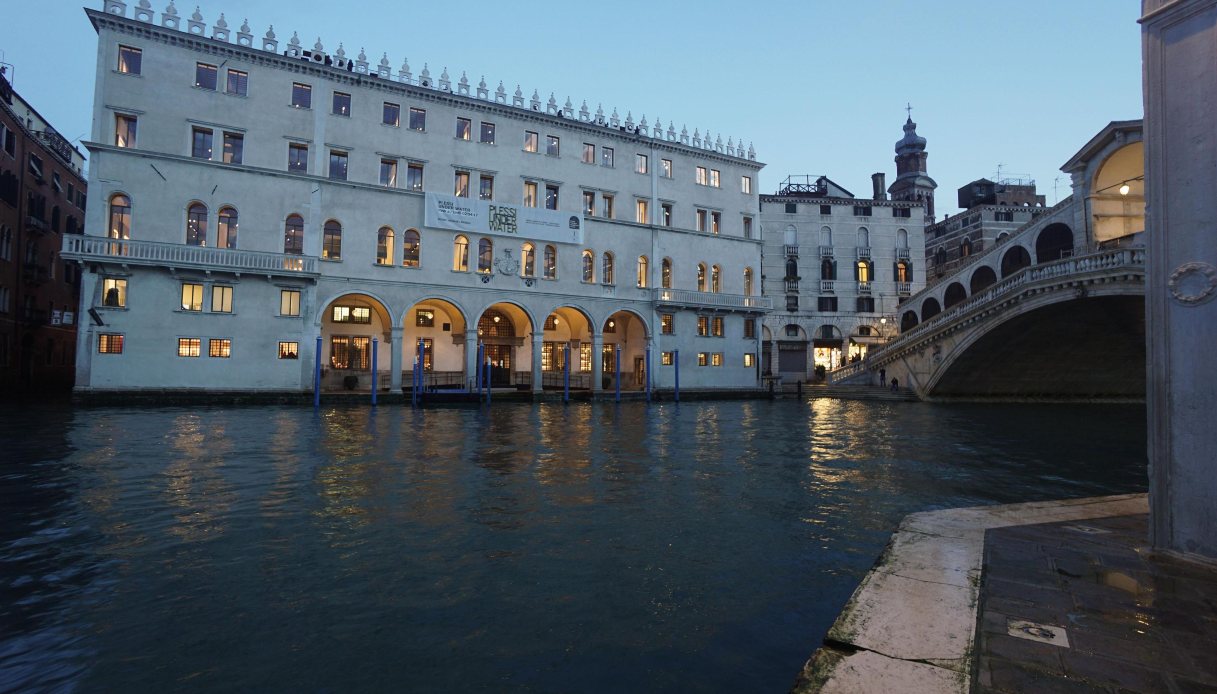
879 368 886 387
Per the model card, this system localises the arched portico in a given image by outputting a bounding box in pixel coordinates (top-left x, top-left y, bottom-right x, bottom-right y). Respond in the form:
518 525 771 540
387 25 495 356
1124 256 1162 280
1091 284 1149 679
538 305 595 390
474 302 536 388
970 266 998 294
1036 223 1075 263
943 282 967 309
1000 246 1032 277
318 292 394 391
601 309 650 390
401 297 469 391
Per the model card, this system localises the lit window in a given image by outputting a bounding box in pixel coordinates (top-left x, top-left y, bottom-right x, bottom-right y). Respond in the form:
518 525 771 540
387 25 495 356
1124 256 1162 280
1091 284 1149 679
456 117 471 140
191 127 213 159
711 212 721 235
209 338 232 358
454 171 470 198
408 107 426 131
521 243 536 277
580 344 593 372
377 227 395 265
698 352 708 366
601 194 614 219
181 283 204 311
697 316 709 336
216 207 237 249
709 170 720 188
380 159 398 187
582 143 595 164
402 229 420 268
186 203 208 246
108 194 131 242
115 114 137 148
711 352 723 367
322 220 342 260
278 342 299 359
226 69 248 96
543 245 556 279
524 131 538 152
601 147 614 167
697 263 707 292
711 265 721 293
477 238 493 273
602 252 614 285
416 309 435 327
744 353 755 367
178 338 201 357
635 154 648 174
280 290 301 316
332 91 351 116
545 185 559 210
284 215 304 256
546 135 560 156
480 122 495 144
636 255 648 287
741 176 752 194
194 62 217 90
328 150 348 181
291 82 311 108
744 318 755 338
583 191 595 217
331 306 371 324
661 258 672 288
662 203 672 227
406 163 424 191
523 181 537 208
661 314 673 334
98 333 124 354
101 278 127 308
712 317 724 337
696 209 707 232
635 199 649 224
661 351 673 365
479 175 494 201
696 166 708 185
453 235 469 271
288 143 308 173
222 132 243 164
383 102 400 126
582 250 594 283
117 45 142 74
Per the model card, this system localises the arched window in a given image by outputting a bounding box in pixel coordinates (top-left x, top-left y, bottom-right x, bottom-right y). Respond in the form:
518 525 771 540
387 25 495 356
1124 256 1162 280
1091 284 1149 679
521 242 535 277
896 228 909 249
186 202 208 246
895 260 911 283
820 258 835 281
786 258 798 279
322 220 342 260
857 227 869 248
934 247 947 270
284 214 304 255
109 194 131 240
697 263 707 291
711 264 721 293
582 250 595 282
217 206 238 249
477 238 493 273
543 244 556 279
661 258 672 288
602 252 615 285
402 229 420 267
453 235 469 271
960 238 973 257
820 226 833 248
478 309 515 337
636 255 648 288
744 267 754 296
856 260 871 282
783 224 797 247
376 226 394 265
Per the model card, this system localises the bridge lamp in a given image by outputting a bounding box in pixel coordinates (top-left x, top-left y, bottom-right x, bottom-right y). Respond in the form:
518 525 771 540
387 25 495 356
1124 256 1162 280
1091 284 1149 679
1119 183 1131 196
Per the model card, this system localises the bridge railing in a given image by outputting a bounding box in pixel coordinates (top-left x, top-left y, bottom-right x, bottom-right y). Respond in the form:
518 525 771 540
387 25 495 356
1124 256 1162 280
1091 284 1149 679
868 247 1145 361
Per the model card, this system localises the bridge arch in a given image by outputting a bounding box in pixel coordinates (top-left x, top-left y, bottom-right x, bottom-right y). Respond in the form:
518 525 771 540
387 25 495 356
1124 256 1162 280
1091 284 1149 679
922 297 941 321
943 282 967 309
1000 246 1032 277
970 265 998 293
1036 223 1074 263
900 310 918 332
1091 141 1144 245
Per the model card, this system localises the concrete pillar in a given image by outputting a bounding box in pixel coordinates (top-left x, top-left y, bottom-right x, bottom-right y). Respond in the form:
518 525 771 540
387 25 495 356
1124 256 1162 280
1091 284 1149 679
389 326 403 390
1142 0 1217 559
464 332 477 391
530 332 544 393
591 333 603 391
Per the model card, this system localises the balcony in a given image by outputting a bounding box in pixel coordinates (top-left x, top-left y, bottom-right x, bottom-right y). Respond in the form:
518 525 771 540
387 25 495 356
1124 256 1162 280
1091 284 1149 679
783 244 799 258
25 215 49 234
896 248 911 260
62 236 320 278
857 281 872 294
897 282 912 295
654 288 772 312
784 278 799 293
856 247 871 259
819 245 834 258
820 280 835 293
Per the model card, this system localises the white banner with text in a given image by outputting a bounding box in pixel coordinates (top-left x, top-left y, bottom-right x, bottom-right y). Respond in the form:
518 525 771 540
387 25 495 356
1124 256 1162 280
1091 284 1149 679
424 193 584 245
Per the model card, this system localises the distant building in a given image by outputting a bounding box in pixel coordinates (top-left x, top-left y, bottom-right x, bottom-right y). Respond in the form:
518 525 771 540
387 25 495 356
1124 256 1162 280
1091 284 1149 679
0 67 88 394
925 177 1048 284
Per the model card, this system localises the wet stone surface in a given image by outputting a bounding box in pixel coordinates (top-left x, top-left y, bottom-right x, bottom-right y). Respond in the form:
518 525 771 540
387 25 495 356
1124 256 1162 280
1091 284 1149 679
975 514 1217 693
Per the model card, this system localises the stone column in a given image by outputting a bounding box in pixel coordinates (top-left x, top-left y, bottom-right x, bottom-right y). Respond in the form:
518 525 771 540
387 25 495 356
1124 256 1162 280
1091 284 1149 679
1143 0 1217 558
530 332 544 393
592 333 603 391
389 326 403 391
464 332 477 391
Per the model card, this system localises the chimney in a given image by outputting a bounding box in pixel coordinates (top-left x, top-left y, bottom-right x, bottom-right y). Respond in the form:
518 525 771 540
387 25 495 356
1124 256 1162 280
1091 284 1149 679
872 173 887 201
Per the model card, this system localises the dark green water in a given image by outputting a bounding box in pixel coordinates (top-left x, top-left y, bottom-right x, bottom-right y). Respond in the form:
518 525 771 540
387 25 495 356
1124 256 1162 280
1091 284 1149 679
0 400 1146 692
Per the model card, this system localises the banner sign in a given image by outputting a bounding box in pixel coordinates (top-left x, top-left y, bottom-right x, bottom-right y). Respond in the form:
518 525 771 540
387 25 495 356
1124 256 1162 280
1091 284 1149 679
425 193 583 245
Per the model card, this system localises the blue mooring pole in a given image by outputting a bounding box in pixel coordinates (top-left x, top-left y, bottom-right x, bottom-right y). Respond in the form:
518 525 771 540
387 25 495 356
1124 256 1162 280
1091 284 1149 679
313 335 322 408
614 345 621 402
645 347 651 402
563 344 570 403
475 342 483 395
371 338 378 406
484 357 491 405
410 354 417 408
418 338 426 406
674 349 680 403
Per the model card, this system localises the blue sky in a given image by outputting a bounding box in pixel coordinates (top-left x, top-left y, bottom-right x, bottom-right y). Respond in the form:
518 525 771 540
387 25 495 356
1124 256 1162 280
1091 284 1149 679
1 1 1142 214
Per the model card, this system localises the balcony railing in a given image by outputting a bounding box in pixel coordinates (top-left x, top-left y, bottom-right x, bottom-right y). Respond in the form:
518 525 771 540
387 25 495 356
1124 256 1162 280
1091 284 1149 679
784 244 799 257
820 280 835 293
654 288 772 311
896 248 911 260
819 245 834 257
62 236 319 277
896 282 912 295
784 278 799 293
856 247 871 259
26 216 49 233
857 281 872 294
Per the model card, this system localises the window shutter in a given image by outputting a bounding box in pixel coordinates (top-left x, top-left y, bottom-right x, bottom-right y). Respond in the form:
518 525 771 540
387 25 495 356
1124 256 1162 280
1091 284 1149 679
893 262 899 281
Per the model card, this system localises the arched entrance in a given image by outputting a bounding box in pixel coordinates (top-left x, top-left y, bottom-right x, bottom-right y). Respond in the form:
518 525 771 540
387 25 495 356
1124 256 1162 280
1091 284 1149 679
1035 223 1074 263
540 306 594 389
922 297 941 321
813 324 844 372
1000 246 1032 277
1091 141 1144 246
403 298 468 390
970 265 997 294
320 292 393 391
900 310 919 332
476 303 532 387
943 282 967 309
601 310 649 390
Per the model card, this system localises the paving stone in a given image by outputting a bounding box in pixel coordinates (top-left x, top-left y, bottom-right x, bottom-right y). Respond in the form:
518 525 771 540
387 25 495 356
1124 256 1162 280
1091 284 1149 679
980 632 1065 673
1059 651 1171 692
983 657 1107 693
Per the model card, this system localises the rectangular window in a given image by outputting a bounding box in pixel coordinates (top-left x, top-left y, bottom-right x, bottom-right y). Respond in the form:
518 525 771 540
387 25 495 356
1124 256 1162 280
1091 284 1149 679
744 319 756 338
178 337 201 357
415 309 435 327
582 143 595 164
226 69 248 96
744 353 755 368
893 207 911 218
662 203 672 227
583 191 595 217
635 154 648 174
222 132 243 164
278 341 299 359
480 122 495 144
280 289 301 316
697 316 709 336
696 166 707 185
698 352 708 366
208 338 232 358
661 159 672 178
181 283 203 311
601 147 614 167
455 117 471 140
712 317 724 337
580 344 592 372
408 107 426 131
743 217 753 238
380 159 398 187
661 351 673 366
288 143 308 173
661 314 674 334
331 306 372 324
786 203 798 214
2 124 14 156
544 184 559 210
194 62 217 90
523 181 538 208
853 205 873 217
454 171 470 198
524 130 538 152
479 175 494 201
191 127 213 159
635 199 649 224
741 176 752 194
696 209 708 232
115 114 137 148
291 82 312 108
546 135 560 156
383 102 400 126
329 336 370 370
709 169 720 188
211 285 233 313
98 333 124 354
820 204 832 215
994 210 1014 222
406 162 424 191
118 45 142 74
329 150 348 181
601 194 614 219
711 211 721 235
101 278 127 308
856 297 876 313
332 91 351 116
818 296 839 312
711 352 723 367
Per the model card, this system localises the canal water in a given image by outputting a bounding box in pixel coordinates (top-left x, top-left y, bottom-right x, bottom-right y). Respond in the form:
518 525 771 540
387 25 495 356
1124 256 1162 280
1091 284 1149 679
0 400 1146 693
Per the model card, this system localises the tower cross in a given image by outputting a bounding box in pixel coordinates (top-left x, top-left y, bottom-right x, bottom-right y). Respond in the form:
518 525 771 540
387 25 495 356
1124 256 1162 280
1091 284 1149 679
905 103 913 119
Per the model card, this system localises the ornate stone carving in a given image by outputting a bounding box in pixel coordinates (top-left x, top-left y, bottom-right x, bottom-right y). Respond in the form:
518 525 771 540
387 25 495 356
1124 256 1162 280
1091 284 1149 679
1168 262 1217 306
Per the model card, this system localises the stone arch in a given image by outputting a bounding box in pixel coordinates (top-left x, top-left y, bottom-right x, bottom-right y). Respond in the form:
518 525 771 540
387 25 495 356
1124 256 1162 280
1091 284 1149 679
1091 141 1144 245
402 297 470 388
1000 245 1032 277
317 292 396 391
472 300 537 336
922 297 941 321
1035 223 1074 263
900 310 919 332
943 282 967 309
970 265 998 293
316 290 397 328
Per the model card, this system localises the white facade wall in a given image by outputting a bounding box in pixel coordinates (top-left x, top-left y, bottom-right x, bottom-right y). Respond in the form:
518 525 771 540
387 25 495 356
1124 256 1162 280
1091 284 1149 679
71 6 767 393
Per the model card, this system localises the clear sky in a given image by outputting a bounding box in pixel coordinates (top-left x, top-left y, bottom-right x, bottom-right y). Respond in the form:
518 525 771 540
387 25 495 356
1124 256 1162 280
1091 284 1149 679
1 1 1143 215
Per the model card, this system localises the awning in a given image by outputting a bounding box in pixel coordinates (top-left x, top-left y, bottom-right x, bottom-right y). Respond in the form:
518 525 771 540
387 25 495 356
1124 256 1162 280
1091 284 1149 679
813 339 843 348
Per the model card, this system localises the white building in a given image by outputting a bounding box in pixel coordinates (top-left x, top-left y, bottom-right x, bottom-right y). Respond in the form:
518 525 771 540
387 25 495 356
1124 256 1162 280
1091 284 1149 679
759 168 926 381
67 1 769 395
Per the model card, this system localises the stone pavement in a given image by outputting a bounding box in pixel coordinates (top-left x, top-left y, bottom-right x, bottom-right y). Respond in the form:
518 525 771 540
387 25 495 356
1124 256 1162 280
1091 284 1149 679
976 513 1217 693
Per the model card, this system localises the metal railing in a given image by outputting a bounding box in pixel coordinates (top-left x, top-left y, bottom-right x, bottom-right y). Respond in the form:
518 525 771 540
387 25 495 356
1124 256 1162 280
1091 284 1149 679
62 236 319 276
654 288 772 311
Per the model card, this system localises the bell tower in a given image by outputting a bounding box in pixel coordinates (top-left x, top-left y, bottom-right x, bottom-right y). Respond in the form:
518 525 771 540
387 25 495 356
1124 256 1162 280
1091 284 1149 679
887 107 938 219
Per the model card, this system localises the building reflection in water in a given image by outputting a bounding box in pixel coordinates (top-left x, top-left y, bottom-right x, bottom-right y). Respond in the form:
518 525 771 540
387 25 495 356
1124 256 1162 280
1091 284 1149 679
164 412 236 544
